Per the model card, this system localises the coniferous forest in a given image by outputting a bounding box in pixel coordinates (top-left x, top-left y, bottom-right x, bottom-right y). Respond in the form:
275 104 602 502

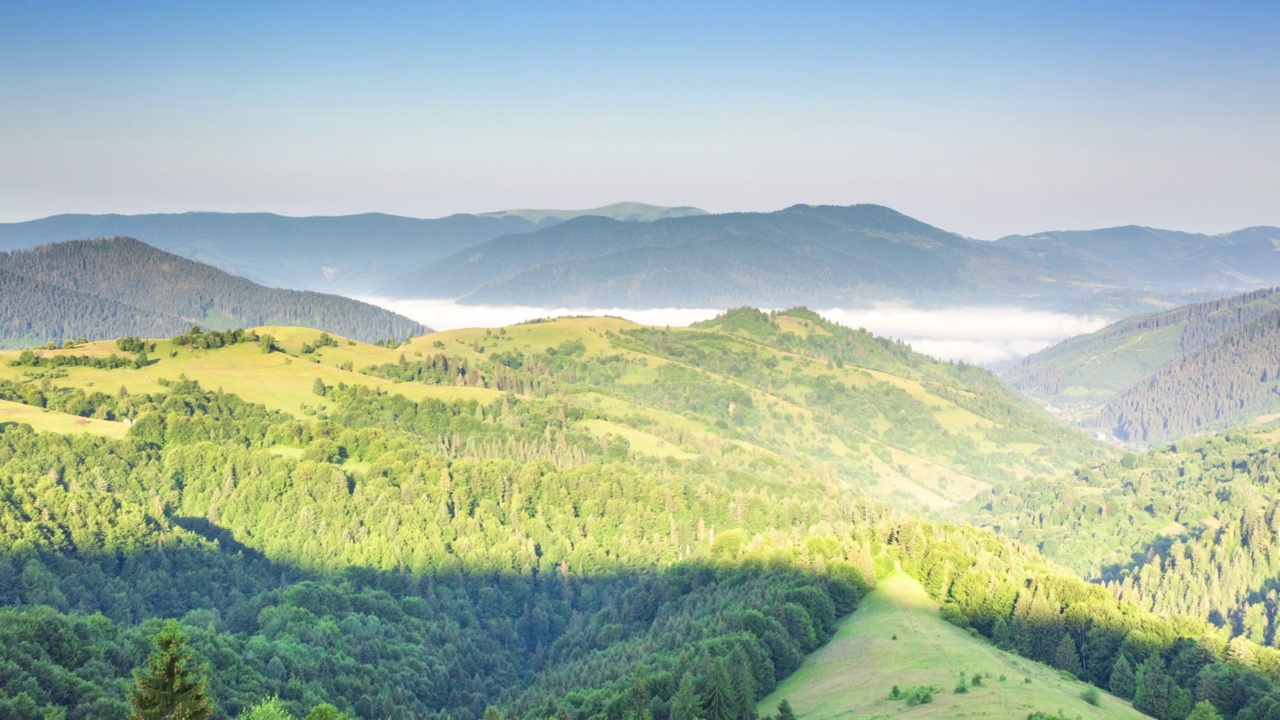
1 307 1280 720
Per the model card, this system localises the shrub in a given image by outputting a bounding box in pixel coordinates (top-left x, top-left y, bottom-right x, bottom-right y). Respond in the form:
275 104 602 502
1080 686 1100 707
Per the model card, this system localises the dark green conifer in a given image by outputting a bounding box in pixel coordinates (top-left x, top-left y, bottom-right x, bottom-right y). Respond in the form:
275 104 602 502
1109 653 1136 699
127 621 214 720
670 673 700 720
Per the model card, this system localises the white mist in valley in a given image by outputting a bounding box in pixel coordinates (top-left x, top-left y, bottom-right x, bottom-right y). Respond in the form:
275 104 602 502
360 297 1110 366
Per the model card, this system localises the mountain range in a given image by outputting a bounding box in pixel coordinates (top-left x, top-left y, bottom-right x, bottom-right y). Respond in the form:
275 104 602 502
0 203 704 296
1 204 1276 318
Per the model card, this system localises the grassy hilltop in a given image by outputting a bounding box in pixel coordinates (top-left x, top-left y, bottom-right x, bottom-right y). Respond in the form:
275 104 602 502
0 308 1102 512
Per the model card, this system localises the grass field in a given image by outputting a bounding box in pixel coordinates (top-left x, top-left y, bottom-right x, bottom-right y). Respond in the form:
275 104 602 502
0 331 502 418
0 398 130 439
760 572 1145 720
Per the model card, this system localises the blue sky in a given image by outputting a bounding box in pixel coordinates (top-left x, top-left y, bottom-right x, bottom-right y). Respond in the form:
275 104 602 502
2 1 1276 237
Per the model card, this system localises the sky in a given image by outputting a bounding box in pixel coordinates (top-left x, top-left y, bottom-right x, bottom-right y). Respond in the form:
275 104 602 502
2 1 1277 238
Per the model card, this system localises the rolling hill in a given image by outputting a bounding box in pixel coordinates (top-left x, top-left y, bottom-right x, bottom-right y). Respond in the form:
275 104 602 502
0 308 1102 511
1004 288 1280 443
0 237 427 346
4 312 1280 719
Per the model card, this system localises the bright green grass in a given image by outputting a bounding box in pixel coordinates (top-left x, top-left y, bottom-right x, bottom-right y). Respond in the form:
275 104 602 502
0 399 130 439
0 337 502 418
760 572 1145 720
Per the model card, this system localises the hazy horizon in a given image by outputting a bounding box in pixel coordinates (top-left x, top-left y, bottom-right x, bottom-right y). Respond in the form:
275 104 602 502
361 297 1110 366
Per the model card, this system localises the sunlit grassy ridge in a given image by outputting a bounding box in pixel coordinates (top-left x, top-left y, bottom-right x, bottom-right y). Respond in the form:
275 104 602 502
0 309 1103 512
0 398 129 439
761 572 1145 720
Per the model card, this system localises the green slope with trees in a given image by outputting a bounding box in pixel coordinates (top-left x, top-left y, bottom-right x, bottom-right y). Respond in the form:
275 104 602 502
8 312 1280 719
1004 288 1280 444
0 238 427 347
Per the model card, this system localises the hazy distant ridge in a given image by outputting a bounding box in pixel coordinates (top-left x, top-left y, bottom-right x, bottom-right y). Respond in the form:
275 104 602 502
0 237 427 346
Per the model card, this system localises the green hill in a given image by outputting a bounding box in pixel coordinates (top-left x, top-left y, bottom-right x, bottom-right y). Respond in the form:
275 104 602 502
0 237 427 346
1003 288 1280 443
761 572 1145 720
0 309 1101 511
8 313 1280 720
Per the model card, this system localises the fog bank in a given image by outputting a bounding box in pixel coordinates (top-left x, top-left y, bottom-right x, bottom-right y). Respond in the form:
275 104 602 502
361 298 1110 366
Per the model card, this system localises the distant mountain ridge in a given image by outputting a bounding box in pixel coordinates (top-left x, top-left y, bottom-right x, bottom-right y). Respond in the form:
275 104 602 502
1 204 1275 318
0 203 705 295
0 237 426 347
388 203 1278 314
1004 287 1280 444
474 201 706 224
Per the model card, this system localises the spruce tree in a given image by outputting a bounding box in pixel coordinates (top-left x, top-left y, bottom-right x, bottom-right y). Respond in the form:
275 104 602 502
670 673 700 720
703 658 735 720
1109 653 1136 699
776 700 796 720
1133 655 1171 720
1052 635 1083 679
729 647 758 720
127 620 214 720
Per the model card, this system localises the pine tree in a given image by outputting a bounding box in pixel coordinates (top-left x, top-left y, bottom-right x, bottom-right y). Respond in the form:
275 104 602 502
1133 655 1171 720
127 620 214 720
1109 653 1136 700
729 647 758 720
670 673 700 720
1052 635 1083 679
775 700 796 720
703 658 735 720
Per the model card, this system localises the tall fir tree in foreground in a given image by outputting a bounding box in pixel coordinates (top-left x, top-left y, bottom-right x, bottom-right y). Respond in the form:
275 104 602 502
128 620 214 720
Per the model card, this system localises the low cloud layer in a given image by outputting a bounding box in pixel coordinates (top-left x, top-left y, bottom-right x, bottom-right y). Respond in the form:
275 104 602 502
361 298 1111 366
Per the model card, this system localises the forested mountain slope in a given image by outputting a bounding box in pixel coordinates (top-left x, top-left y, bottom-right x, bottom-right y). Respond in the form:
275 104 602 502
5 317 1280 718
965 425 1280 691
0 238 426 346
1004 288 1280 444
